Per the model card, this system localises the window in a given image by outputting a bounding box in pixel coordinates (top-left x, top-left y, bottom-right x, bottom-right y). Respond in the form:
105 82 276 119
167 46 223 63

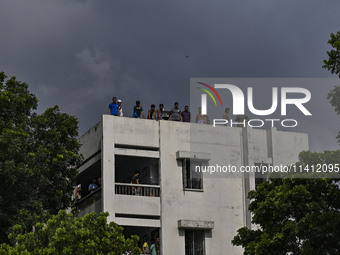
182 159 203 190
185 230 205 255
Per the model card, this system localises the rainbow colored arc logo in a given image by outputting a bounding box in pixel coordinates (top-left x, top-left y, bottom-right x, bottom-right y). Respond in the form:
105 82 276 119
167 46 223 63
196 82 223 107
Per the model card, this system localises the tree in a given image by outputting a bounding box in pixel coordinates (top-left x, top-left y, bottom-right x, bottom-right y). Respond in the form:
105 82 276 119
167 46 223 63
232 32 340 254
0 72 82 243
0 210 142 255
323 31 340 78
232 151 340 255
323 31 340 145
327 86 340 144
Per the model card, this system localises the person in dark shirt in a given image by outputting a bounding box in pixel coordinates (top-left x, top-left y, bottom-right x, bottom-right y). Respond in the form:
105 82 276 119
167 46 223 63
131 171 141 195
157 104 169 120
148 104 157 120
131 171 140 184
223 107 231 126
169 102 182 121
88 178 99 194
235 114 250 127
133 101 145 118
181 105 191 122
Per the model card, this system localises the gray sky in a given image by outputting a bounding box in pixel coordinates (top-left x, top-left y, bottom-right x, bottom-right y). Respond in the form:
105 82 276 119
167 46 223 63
0 0 339 151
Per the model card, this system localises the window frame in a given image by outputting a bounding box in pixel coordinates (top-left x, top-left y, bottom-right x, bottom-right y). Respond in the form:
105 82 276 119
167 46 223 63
185 230 206 255
182 158 204 191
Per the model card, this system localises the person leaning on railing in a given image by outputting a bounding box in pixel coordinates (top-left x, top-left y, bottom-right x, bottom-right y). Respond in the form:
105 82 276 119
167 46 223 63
88 178 99 194
74 184 82 202
130 170 141 195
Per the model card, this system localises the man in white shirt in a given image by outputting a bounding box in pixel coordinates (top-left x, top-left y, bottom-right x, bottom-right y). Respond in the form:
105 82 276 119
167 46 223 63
118 99 124 117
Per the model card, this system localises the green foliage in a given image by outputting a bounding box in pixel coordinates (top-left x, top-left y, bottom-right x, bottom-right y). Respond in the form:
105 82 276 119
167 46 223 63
232 151 340 254
327 86 340 144
0 210 141 255
234 32 340 254
323 31 340 77
0 72 82 243
269 150 340 179
328 86 340 116
323 31 340 144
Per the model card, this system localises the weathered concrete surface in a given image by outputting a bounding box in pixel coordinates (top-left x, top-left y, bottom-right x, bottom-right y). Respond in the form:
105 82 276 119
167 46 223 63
78 115 309 255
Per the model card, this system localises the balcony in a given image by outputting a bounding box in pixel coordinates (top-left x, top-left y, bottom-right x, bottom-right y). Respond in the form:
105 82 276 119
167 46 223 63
74 183 160 220
115 182 160 197
114 183 161 220
74 187 102 217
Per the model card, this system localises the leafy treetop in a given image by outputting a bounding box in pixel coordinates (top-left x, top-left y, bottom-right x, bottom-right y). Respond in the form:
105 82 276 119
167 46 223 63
0 72 82 243
0 211 142 255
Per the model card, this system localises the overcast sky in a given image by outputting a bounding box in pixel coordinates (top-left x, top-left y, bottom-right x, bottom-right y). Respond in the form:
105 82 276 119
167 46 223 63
1 0 339 152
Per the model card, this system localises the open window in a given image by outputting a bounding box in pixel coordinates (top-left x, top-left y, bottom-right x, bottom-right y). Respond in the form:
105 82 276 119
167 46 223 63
176 151 210 191
115 155 159 185
115 155 160 197
182 159 204 190
185 230 205 255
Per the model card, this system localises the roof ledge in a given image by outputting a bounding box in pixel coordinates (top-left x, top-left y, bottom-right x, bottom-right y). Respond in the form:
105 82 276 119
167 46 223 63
176 151 211 161
178 220 214 230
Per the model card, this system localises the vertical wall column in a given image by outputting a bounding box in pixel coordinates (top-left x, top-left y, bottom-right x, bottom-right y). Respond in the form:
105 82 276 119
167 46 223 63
101 115 116 222
157 120 164 255
266 127 277 166
241 126 255 228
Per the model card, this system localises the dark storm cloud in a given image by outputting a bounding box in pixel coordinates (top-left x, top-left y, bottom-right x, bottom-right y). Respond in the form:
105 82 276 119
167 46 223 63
0 0 339 151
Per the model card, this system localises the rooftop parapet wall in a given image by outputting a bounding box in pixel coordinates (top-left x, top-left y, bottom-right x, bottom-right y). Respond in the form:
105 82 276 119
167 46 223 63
78 116 309 163
103 115 160 149
189 123 243 152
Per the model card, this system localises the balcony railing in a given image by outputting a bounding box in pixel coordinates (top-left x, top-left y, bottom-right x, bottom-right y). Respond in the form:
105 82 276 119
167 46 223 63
74 187 102 216
115 182 160 197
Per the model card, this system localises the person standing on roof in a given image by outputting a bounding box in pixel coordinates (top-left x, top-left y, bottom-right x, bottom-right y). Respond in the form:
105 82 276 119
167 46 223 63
148 104 157 120
181 105 191 122
132 100 145 118
118 99 124 117
157 104 168 120
223 107 231 126
108 97 120 116
169 102 182 121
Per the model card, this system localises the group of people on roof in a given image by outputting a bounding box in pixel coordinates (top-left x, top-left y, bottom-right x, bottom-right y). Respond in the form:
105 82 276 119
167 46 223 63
108 96 250 126
108 97 191 122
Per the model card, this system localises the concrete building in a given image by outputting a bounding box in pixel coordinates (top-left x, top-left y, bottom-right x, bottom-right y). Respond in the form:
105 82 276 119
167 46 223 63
75 115 308 255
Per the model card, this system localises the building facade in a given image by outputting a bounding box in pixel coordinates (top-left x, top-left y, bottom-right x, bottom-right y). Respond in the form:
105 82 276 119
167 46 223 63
75 115 308 255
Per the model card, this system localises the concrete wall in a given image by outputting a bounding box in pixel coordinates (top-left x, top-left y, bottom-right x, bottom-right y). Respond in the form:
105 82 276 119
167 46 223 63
76 199 101 217
78 115 308 255
111 116 159 148
159 121 245 255
79 121 102 160
115 195 160 216
101 115 161 223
